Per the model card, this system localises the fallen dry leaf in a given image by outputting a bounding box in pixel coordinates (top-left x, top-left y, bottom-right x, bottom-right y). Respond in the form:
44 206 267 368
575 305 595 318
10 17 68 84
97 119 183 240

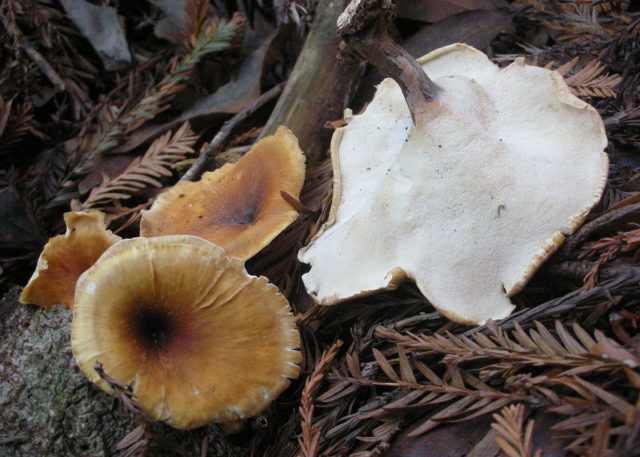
59 0 132 71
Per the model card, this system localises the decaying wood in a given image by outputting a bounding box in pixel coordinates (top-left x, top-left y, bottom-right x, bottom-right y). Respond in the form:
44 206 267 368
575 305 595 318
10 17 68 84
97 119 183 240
337 0 440 124
260 0 361 162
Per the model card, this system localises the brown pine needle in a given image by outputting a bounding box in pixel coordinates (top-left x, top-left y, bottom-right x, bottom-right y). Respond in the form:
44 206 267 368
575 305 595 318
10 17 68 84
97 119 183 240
281 190 315 214
74 122 197 211
492 404 541 457
546 57 622 99
298 340 343 457
565 59 623 98
50 15 244 208
183 0 210 46
579 226 640 289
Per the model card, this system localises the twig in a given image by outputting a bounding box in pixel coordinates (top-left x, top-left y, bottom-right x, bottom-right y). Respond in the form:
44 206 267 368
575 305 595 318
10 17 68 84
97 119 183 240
0 14 66 93
94 362 151 457
95 362 188 457
464 268 640 335
559 202 640 257
547 261 640 281
95 361 147 422
180 82 285 182
0 435 29 445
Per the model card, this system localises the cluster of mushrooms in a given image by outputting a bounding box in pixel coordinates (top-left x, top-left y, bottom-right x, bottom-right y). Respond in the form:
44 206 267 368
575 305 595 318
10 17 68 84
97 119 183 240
21 127 305 430
20 1 609 433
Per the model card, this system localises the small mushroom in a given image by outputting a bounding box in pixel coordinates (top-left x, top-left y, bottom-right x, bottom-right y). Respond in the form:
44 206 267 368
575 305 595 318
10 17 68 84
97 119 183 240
140 126 306 260
20 211 121 308
72 235 301 430
298 3 608 325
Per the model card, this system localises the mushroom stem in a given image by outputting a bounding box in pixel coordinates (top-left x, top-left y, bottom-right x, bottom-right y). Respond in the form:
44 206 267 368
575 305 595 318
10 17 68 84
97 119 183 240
337 0 440 124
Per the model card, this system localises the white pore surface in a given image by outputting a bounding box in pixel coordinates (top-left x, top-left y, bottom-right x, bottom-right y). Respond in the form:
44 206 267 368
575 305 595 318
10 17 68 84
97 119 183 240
299 44 608 325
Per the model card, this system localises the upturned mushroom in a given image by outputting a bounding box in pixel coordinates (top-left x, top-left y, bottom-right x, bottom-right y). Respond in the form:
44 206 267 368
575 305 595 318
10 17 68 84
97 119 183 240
20 211 121 308
298 1 608 325
72 235 301 430
140 126 306 260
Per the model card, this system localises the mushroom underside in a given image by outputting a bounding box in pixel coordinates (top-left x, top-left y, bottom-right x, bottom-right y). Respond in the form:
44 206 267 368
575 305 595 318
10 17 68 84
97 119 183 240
299 44 608 325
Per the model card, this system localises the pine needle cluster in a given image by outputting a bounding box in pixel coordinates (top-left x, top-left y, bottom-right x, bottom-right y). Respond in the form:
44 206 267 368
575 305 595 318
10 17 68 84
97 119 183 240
299 321 639 457
70 122 197 228
48 13 245 210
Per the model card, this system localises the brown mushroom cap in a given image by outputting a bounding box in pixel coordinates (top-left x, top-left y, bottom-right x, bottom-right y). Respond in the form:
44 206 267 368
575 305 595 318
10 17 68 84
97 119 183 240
19 211 121 308
140 126 306 260
71 235 301 430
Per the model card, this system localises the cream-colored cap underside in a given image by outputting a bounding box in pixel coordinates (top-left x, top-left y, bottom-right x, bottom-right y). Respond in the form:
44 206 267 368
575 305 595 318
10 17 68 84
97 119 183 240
299 43 608 325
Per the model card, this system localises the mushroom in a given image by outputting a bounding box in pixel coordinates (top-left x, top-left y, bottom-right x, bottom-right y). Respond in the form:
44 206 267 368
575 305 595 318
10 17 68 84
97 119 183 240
20 211 121 308
298 2 608 325
140 126 306 260
72 235 301 430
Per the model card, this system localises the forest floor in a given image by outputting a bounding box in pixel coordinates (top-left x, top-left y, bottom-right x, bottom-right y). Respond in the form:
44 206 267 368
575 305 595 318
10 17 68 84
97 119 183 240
1 0 639 456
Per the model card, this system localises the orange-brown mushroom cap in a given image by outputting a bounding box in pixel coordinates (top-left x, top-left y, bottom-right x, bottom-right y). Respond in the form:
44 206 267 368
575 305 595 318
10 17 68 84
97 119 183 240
19 211 121 308
71 235 301 430
140 126 306 260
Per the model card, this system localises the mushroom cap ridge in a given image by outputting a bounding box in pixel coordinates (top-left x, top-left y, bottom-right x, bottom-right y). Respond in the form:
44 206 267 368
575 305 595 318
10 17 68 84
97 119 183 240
20 211 121 308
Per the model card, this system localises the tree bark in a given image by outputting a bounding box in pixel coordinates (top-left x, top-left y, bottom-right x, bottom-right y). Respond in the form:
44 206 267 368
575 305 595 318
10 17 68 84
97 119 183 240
260 0 361 162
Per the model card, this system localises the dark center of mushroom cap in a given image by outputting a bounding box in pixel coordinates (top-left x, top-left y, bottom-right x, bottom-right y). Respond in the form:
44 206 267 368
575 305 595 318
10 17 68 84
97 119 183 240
215 193 262 226
133 309 173 349
210 173 265 227
128 304 194 357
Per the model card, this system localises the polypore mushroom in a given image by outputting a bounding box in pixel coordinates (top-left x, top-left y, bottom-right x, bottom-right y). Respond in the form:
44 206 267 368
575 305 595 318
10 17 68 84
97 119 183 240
20 211 121 308
298 1 608 325
140 126 306 260
72 235 301 430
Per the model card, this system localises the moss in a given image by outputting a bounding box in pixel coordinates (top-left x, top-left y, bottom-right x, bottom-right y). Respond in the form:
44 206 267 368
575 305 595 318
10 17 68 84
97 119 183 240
0 288 132 455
